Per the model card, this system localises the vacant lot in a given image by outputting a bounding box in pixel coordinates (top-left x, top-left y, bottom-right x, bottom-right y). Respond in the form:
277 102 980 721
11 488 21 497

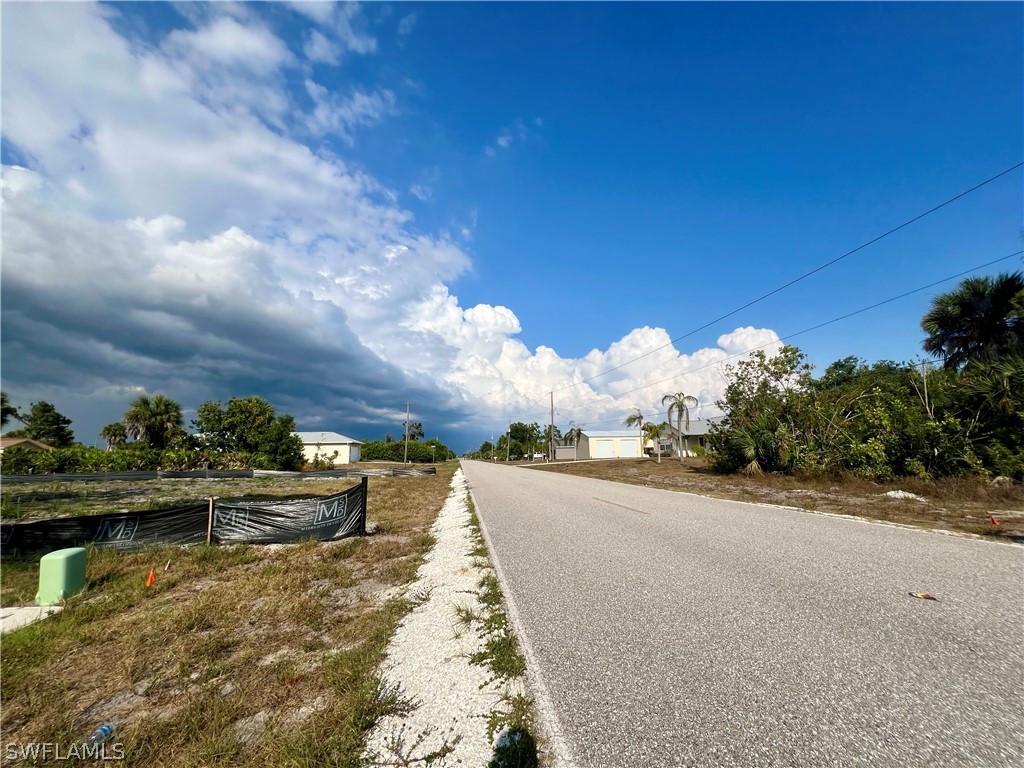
525 458 1024 542
0 464 432 523
1 463 456 767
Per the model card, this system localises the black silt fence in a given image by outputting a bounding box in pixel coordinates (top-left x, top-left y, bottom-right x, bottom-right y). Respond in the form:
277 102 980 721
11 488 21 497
0 478 369 560
213 477 367 545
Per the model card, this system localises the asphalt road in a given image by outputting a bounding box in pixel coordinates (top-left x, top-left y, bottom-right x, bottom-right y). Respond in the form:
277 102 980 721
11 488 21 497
461 460 1024 768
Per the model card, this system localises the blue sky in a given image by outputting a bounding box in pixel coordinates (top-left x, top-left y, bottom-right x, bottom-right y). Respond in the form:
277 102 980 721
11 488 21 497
1 1 1021 451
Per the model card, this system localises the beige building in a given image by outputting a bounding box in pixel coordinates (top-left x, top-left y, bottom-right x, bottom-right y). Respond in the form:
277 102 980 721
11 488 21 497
294 432 362 466
0 437 53 454
575 430 643 460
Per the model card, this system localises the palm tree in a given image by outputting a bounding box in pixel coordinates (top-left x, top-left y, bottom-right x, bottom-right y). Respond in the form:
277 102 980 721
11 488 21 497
921 271 1024 370
961 355 1024 418
100 422 128 450
643 422 665 463
731 411 798 475
565 423 583 447
123 394 184 450
623 408 644 434
662 391 698 463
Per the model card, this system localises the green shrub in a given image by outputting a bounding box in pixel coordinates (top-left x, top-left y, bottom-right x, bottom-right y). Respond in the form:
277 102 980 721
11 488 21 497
360 439 451 463
0 446 36 475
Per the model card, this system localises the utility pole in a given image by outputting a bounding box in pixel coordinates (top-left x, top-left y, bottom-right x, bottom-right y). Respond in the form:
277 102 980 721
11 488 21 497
549 391 554 462
506 421 511 462
403 401 410 464
491 434 495 462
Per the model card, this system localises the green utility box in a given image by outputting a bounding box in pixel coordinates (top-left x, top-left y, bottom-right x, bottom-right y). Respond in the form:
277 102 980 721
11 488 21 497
36 547 87 606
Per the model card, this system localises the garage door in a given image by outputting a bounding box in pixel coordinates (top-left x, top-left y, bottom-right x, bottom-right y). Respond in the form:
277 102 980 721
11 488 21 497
595 439 615 458
619 439 639 457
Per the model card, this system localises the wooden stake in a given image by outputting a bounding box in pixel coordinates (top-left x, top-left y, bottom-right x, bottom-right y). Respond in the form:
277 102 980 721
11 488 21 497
206 497 215 545
360 477 369 535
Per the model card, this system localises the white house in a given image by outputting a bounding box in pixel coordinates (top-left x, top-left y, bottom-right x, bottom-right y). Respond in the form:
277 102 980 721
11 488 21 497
293 432 362 466
575 430 643 460
652 418 719 457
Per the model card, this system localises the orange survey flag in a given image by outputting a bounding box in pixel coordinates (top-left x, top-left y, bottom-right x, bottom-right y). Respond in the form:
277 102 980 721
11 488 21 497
145 568 156 588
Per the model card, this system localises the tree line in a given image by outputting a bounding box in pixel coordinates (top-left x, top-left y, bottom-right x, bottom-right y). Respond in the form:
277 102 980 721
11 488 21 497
467 422 563 461
708 272 1023 479
2 391 458 472
0 394 306 473
360 419 454 463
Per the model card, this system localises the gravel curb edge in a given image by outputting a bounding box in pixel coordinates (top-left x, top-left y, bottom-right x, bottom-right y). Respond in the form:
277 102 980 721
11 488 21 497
467 484 576 768
364 470 502 766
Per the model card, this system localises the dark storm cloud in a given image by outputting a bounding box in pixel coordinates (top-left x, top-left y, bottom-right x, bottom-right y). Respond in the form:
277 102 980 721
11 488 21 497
0 195 473 445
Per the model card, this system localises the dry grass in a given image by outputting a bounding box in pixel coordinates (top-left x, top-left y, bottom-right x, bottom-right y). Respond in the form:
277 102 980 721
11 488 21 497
526 458 1024 542
0 463 457 766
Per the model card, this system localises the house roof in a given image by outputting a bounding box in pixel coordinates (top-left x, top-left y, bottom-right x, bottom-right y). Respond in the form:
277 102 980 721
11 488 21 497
293 431 362 445
0 437 53 451
580 430 643 438
662 418 720 437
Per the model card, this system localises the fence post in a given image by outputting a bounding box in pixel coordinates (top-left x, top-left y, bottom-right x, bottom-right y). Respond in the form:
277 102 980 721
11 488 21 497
360 476 368 535
206 497 215 545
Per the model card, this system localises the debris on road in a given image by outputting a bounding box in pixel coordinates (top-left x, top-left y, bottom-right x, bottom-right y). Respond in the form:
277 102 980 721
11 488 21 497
908 592 938 601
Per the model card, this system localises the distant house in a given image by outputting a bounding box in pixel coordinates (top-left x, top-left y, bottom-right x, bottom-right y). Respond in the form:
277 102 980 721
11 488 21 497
554 444 577 461
644 430 676 458
575 430 643 460
0 437 53 454
654 418 719 457
293 432 362 466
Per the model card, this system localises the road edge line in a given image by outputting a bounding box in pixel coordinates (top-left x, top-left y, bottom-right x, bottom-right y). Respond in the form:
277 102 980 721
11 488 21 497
466 484 578 768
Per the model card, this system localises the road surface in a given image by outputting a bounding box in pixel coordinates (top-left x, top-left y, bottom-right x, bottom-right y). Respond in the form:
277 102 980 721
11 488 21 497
461 460 1024 768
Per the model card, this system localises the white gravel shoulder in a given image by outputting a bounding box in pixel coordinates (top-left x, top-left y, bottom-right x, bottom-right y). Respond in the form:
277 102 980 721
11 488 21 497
364 469 505 766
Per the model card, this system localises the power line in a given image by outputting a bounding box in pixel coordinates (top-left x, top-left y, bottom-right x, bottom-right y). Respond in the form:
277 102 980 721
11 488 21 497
552 162 1024 395
549 249 1023 419
491 166 1023 432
